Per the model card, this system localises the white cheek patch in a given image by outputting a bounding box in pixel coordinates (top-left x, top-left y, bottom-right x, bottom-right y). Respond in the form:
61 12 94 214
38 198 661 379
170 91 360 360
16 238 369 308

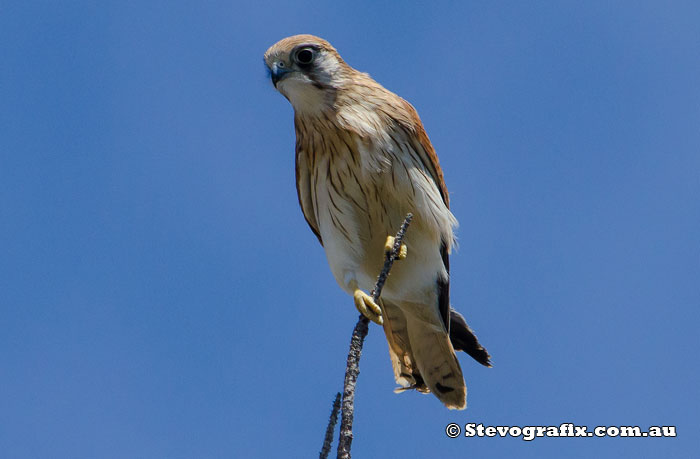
277 53 342 116
313 54 341 85
278 77 327 115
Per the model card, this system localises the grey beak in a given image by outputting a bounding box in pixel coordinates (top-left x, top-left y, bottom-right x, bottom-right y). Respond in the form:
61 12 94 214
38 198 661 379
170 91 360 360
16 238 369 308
271 64 290 87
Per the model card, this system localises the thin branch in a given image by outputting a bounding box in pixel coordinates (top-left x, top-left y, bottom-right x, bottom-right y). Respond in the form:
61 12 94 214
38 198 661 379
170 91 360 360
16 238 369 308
335 315 368 459
320 393 342 459
336 213 413 459
370 213 414 304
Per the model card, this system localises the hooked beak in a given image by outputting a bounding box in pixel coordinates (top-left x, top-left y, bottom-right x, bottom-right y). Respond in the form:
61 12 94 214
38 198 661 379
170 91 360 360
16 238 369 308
270 63 291 87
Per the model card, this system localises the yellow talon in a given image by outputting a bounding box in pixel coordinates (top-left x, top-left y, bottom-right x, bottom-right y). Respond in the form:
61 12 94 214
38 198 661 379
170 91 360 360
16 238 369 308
353 289 383 325
385 236 407 260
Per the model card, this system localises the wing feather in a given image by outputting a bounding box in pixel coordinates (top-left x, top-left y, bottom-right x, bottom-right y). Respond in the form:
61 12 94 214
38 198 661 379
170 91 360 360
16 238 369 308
399 100 450 209
295 146 323 245
397 99 453 332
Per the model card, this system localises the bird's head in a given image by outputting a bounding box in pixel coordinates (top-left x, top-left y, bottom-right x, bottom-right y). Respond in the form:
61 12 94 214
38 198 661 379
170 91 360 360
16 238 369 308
264 35 349 114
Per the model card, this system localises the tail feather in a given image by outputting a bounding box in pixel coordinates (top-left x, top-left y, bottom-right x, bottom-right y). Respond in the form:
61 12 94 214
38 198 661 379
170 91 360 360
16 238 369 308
381 299 467 409
449 309 492 367
380 300 490 410
380 300 422 389
405 314 466 409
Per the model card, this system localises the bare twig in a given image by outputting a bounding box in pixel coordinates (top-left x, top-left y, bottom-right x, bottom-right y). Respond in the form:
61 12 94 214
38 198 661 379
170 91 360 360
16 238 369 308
335 315 368 459
336 213 413 459
320 393 342 459
370 214 413 304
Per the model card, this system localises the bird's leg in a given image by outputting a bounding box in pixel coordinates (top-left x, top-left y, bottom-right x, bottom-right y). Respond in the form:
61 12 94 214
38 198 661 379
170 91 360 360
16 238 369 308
349 280 383 325
384 235 407 260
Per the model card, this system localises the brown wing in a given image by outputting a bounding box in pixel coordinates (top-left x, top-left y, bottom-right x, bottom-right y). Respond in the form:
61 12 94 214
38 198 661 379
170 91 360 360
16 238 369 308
295 145 323 245
398 99 452 330
400 100 492 366
292 109 324 245
400 100 450 209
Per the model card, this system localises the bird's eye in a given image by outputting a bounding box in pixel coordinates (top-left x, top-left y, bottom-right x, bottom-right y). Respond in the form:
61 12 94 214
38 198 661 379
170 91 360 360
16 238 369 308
295 48 314 66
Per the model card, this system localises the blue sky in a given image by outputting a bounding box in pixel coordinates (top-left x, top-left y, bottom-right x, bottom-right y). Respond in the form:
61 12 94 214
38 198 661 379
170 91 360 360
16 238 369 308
1 1 698 457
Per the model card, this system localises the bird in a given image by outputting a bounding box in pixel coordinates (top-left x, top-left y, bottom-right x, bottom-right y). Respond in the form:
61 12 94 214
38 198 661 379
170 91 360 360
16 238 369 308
264 35 490 410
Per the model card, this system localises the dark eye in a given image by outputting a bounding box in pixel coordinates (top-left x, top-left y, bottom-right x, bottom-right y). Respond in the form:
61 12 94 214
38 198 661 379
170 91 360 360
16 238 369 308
295 48 314 66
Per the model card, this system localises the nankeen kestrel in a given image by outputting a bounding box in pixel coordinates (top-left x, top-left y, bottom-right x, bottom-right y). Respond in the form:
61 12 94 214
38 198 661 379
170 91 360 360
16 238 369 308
264 35 490 409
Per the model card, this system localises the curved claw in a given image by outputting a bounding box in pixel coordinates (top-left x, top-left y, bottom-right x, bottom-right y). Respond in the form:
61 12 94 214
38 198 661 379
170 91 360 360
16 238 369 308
385 236 407 260
353 289 383 325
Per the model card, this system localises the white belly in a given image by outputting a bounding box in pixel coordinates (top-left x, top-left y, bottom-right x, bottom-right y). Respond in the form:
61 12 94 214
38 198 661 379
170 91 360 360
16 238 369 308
312 154 454 306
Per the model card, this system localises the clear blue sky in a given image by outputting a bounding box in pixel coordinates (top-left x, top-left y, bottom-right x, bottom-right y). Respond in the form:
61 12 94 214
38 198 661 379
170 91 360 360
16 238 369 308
1 1 698 458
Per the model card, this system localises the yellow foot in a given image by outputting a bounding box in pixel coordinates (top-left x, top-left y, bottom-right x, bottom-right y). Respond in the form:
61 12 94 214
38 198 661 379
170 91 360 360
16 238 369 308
385 236 407 260
353 289 383 325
